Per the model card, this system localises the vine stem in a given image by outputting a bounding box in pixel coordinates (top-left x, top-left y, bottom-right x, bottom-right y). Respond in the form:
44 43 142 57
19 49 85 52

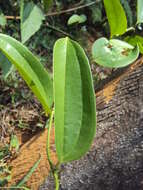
46 110 60 190
45 22 73 38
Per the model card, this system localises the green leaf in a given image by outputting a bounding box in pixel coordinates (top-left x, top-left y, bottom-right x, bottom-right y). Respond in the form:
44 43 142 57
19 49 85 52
53 38 96 162
20 2 45 43
10 135 19 151
0 13 6 27
137 0 143 24
0 52 13 79
0 34 53 114
103 0 127 38
124 35 143 54
92 37 139 68
43 0 53 12
67 14 87 25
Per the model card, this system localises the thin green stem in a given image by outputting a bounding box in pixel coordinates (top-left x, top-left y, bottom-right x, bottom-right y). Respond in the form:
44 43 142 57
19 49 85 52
126 27 135 33
45 22 73 38
46 110 60 190
54 171 60 190
47 110 54 166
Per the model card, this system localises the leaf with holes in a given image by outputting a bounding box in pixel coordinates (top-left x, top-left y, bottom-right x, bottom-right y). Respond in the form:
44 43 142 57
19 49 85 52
92 37 139 68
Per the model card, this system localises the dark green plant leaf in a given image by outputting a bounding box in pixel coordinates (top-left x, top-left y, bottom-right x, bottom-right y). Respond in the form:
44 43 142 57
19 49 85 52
0 34 53 114
20 2 45 43
0 52 13 79
53 37 96 162
103 0 127 37
92 37 139 68
137 0 143 24
43 0 53 12
67 14 87 25
124 35 143 54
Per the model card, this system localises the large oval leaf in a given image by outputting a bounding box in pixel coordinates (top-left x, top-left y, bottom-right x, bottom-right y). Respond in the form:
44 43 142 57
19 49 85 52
103 0 127 38
92 37 139 68
53 37 96 162
0 34 53 114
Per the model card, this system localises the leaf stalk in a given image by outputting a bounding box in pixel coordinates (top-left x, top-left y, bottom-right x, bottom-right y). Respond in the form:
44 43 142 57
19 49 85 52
46 110 60 190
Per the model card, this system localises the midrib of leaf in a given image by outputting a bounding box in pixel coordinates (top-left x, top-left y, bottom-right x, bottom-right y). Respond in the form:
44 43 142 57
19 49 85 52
63 41 94 161
62 38 83 161
61 38 67 161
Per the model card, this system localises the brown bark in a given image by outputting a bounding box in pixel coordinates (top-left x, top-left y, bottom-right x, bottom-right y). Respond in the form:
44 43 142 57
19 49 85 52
40 57 143 190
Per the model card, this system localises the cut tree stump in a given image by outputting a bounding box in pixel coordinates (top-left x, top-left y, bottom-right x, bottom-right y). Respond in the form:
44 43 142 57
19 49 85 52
9 57 143 190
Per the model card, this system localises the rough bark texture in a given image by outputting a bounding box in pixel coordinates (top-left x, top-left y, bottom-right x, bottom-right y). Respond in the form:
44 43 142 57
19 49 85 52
40 58 143 190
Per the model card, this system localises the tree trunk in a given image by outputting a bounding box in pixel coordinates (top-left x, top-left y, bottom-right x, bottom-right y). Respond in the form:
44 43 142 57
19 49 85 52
40 57 143 190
